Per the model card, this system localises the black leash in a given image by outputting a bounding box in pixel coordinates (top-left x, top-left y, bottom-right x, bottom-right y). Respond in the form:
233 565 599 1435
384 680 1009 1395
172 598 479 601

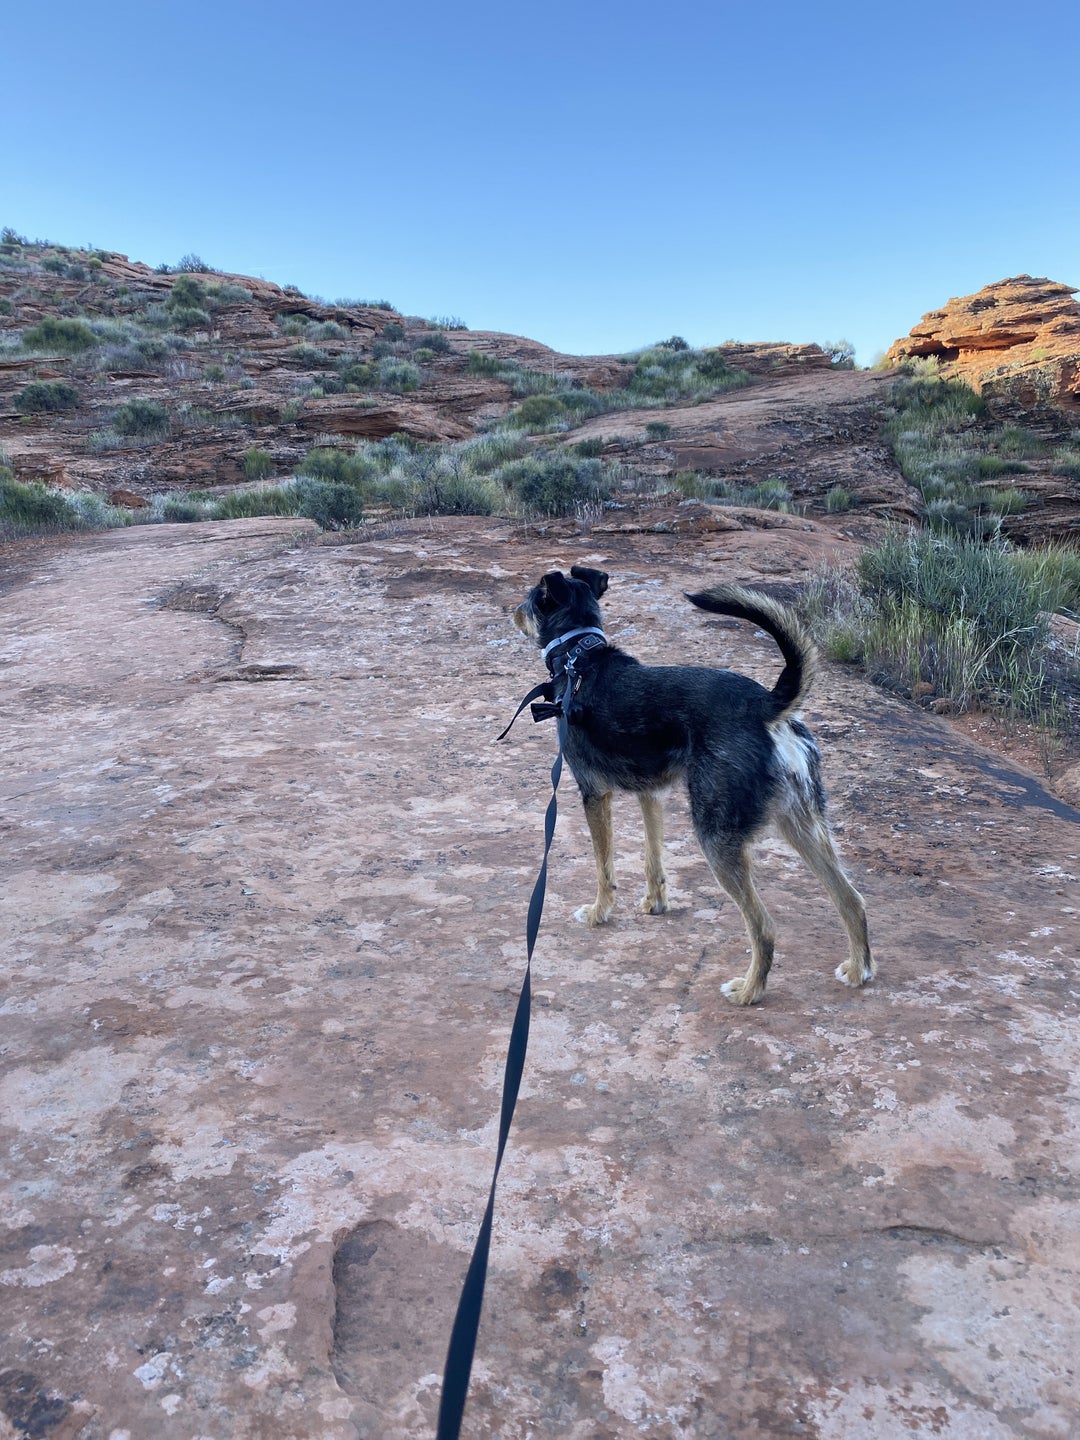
436 667 576 1439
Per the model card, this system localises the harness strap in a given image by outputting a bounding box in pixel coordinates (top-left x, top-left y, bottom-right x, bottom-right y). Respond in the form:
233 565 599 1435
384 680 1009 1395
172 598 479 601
436 681 571 1439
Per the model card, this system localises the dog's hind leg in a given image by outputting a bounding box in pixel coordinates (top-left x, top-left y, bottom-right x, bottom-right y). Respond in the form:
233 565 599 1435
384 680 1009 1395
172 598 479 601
575 791 617 927
705 843 776 1006
777 807 875 988
638 792 668 915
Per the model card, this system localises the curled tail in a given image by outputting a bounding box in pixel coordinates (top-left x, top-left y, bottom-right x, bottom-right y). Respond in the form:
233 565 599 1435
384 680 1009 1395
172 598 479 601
684 584 818 720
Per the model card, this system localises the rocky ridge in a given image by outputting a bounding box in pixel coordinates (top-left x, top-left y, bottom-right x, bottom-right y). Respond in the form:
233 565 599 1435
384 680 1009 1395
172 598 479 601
0 241 837 502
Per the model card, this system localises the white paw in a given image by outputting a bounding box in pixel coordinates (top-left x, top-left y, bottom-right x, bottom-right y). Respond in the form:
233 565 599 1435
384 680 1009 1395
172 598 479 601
574 903 612 927
835 961 875 987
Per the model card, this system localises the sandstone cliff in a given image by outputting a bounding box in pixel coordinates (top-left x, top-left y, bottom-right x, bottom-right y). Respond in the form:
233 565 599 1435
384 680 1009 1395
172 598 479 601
886 274 1080 411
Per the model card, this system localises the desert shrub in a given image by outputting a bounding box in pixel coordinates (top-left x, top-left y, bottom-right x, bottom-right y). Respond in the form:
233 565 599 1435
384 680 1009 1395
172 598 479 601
495 452 606 515
288 343 333 367
67 492 128 529
983 488 1028 516
15 380 80 413
21 316 97 353
299 446 365 485
112 398 170 436
573 437 605 457
824 485 854 513
161 496 213 522
801 529 1076 727
625 346 751 402
421 330 452 354
289 477 365 528
278 313 347 341
176 254 216 273
0 475 81 537
996 426 1048 458
338 357 377 388
976 454 1027 478
412 347 437 365
820 340 856 368
466 350 503 375
376 357 420 391
1052 447 1080 479
645 420 673 440
242 448 275 480
212 486 296 520
702 477 792 510
381 321 406 342
429 314 467 330
658 335 689 351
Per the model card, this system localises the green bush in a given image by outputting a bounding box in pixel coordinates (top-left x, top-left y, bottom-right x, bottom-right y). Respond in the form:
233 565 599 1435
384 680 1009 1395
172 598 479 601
112 399 170 436
0 475 81 536
466 350 504 375
21 317 97 353
161 496 212 522
376 357 420 392
242 448 275 480
573 437 605 457
645 421 673 440
496 452 606 515
289 477 365 528
824 485 854 513
15 380 80 413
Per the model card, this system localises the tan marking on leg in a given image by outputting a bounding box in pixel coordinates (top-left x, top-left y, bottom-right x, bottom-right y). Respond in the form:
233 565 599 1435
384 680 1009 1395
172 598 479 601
638 791 668 914
575 791 616 926
778 810 875 987
710 846 775 1005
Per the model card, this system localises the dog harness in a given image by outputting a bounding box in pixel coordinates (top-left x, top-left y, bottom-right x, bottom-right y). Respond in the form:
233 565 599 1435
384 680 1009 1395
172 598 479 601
496 627 609 740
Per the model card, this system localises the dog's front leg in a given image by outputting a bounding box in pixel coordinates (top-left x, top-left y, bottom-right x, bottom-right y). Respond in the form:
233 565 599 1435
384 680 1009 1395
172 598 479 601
638 792 668 914
575 791 616 926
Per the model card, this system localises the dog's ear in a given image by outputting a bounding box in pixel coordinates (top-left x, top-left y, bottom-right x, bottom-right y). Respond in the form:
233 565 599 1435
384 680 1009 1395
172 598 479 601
570 565 609 598
538 570 572 609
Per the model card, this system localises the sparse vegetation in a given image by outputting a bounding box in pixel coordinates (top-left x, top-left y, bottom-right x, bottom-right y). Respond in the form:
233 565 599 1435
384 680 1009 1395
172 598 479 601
673 472 793 510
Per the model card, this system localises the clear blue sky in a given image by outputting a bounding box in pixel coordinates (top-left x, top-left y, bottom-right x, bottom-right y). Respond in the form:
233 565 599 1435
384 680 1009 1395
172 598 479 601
4 0 1078 364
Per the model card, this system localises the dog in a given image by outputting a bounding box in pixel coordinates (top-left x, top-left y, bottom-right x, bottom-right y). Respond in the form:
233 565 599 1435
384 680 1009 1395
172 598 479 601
512 565 874 1005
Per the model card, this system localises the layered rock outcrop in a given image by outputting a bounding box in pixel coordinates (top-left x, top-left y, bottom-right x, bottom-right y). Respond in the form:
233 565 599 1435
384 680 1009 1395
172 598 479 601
886 275 1080 410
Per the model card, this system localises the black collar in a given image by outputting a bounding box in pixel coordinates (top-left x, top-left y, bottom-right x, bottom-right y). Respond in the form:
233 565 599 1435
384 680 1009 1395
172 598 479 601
543 627 608 677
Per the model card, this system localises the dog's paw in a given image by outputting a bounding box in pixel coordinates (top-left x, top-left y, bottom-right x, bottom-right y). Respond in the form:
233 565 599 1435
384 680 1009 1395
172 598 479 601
721 976 765 1006
640 892 668 916
574 902 613 927
835 958 876 988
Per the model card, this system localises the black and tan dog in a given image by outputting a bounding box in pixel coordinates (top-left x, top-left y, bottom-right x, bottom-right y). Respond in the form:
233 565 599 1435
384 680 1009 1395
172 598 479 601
513 565 874 1005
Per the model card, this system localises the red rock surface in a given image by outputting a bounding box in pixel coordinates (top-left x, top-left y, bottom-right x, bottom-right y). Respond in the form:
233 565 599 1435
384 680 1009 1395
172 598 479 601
1 516 1077 1437
886 276 1080 410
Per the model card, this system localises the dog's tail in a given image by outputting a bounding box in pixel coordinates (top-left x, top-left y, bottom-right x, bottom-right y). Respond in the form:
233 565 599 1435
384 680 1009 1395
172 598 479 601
684 584 818 720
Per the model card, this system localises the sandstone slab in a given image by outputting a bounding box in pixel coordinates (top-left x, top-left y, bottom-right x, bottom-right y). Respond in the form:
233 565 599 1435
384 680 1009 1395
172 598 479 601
1 516 1078 1438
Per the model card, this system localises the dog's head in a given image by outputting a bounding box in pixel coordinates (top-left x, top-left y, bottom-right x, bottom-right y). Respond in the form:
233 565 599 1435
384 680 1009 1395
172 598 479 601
513 565 610 647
